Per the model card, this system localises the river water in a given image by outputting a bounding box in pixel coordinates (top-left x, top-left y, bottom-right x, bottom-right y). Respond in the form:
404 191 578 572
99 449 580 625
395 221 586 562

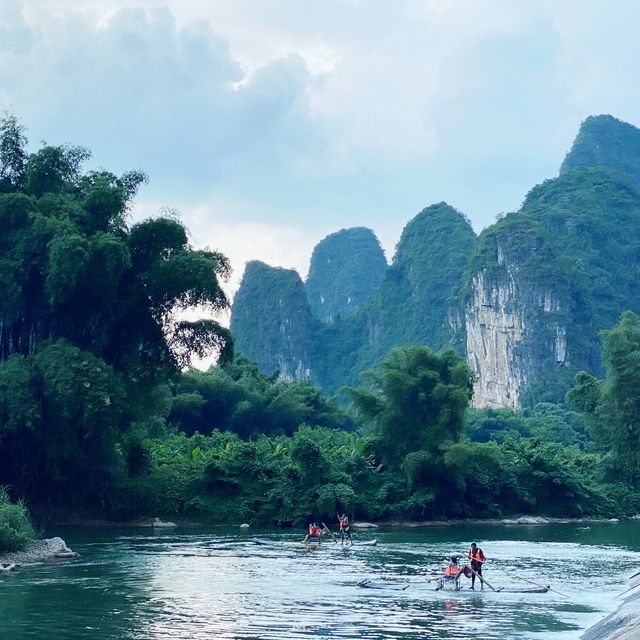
1 523 637 640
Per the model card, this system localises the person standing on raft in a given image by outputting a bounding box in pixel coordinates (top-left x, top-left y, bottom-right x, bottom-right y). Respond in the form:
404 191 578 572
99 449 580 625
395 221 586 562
337 513 353 545
467 542 486 589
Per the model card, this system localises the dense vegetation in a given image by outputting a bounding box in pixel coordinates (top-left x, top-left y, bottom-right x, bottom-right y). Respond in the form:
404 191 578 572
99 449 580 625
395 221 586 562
305 227 387 323
560 114 640 187
112 341 640 523
0 487 35 553
3 114 640 540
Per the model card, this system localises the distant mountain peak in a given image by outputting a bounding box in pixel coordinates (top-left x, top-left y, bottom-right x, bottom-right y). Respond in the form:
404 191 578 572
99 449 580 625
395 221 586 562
560 114 640 187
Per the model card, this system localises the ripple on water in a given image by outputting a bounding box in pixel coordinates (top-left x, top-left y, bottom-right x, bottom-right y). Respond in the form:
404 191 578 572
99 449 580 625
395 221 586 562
0 527 638 640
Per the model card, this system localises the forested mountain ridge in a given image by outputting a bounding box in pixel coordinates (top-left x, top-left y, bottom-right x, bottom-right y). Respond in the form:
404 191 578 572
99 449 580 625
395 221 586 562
231 114 640 407
232 203 475 392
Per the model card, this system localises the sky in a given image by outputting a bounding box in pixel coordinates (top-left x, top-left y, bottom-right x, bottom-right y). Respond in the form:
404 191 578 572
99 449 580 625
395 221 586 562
2 0 640 296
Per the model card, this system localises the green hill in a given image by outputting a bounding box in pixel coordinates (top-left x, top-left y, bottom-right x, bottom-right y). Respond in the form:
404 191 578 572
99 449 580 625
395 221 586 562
305 226 386 323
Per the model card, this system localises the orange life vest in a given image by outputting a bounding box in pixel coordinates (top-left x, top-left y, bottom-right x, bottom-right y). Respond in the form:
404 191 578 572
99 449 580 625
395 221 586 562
444 564 459 577
468 548 486 563
309 525 322 536
339 517 349 528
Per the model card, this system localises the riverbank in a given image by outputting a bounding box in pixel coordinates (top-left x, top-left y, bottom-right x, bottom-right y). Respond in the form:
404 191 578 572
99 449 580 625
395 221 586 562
581 571 640 640
48 514 626 528
0 537 78 571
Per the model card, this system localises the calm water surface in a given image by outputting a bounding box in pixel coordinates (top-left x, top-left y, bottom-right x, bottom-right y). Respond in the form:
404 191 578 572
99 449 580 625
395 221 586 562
1 523 638 639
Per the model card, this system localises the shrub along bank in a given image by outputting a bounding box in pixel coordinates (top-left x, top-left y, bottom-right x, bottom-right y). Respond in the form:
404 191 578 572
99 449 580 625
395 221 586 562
0 488 35 553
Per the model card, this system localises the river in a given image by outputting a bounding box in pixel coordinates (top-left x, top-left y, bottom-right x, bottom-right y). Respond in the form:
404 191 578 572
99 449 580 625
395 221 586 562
1 523 637 639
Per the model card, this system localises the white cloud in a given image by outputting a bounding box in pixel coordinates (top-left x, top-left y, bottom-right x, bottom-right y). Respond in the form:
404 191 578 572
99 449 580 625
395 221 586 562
3 0 640 282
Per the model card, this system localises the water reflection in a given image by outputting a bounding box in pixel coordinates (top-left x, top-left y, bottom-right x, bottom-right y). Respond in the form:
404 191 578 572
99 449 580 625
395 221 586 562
0 524 638 639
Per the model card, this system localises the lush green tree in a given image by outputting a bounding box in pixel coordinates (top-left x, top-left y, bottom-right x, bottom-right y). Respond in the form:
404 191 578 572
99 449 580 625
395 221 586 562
569 311 640 483
0 115 233 507
0 113 28 190
0 114 232 377
347 346 473 465
169 356 352 437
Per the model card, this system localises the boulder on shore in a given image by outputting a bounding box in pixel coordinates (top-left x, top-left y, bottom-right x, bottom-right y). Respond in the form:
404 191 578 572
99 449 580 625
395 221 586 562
0 537 78 569
130 517 177 528
516 516 550 525
152 517 177 528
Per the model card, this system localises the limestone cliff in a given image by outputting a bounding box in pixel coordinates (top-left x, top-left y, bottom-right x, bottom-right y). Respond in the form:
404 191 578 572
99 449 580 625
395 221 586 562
230 261 319 381
464 217 569 408
464 166 640 408
305 227 386 323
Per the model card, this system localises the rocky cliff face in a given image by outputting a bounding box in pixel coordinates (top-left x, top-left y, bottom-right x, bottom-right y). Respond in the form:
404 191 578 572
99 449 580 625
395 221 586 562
305 227 386 323
464 218 569 408
464 165 640 408
230 261 319 381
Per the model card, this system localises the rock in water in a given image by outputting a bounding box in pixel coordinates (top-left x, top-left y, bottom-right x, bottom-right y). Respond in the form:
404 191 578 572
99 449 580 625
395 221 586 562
152 517 177 528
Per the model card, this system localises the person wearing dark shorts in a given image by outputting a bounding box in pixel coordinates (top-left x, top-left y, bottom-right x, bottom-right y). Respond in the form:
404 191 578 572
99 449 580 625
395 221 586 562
467 542 486 589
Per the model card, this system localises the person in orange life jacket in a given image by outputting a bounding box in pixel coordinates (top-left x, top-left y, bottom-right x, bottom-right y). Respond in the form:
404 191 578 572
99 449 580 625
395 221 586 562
303 521 324 543
337 513 352 544
435 556 467 590
467 543 486 589
443 556 463 579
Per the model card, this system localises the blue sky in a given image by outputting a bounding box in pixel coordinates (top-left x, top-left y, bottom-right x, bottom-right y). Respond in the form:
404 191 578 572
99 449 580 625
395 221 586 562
2 0 640 293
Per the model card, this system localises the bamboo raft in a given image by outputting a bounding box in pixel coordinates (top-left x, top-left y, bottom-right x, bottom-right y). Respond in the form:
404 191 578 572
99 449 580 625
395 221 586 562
358 579 550 593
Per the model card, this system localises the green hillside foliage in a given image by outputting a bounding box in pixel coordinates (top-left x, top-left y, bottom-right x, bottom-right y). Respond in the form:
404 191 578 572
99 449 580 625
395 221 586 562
378 202 476 349
231 261 321 380
522 168 640 349
305 227 387 322
560 114 640 187
316 203 476 392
